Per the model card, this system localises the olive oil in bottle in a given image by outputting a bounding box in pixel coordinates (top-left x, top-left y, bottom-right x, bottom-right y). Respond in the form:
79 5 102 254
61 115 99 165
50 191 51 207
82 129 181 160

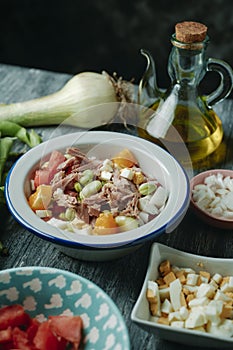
138 21 232 166
138 102 223 165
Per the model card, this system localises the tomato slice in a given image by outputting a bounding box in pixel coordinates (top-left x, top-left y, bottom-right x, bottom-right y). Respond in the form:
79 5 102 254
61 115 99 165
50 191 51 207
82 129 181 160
0 327 11 343
0 305 30 331
12 327 33 350
0 305 83 350
34 150 66 187
49 315 83 348
34 169 50 187
26 318 40 344
48 150 66 176
33 321 67 350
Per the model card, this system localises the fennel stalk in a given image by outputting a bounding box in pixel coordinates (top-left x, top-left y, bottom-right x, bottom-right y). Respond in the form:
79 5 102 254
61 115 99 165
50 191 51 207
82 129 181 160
0 72 134 128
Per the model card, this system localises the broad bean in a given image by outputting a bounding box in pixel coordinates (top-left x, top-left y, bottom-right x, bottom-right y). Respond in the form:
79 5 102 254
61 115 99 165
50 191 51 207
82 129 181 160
74 182 82 192
79 169 94 186
80 180 102 199
65 208 76 221
139 182 157 195
115 215 139 231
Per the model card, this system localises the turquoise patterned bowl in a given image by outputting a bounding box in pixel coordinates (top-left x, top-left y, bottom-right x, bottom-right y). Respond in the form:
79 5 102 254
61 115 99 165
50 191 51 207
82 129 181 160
0 266 130 349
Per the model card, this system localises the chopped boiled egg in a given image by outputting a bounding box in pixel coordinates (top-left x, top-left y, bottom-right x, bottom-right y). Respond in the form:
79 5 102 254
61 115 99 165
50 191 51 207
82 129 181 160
35 209 52 218
120 168 134 180
192 172 233 219
138 196 159 215
100 171 112 181
149 186 168 208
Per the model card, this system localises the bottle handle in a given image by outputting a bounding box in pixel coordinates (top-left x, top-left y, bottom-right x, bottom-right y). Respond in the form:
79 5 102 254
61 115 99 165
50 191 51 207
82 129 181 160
206 58 233 107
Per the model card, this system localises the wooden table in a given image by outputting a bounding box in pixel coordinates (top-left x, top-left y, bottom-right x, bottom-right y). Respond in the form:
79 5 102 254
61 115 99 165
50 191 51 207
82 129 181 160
0 64 233 350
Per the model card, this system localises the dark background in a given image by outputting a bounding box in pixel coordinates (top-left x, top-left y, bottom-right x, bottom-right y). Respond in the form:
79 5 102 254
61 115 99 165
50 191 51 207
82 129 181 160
0 0 232 94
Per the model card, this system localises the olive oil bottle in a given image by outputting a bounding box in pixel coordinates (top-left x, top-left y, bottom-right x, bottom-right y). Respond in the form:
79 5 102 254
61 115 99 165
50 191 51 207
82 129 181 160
138 21 233 166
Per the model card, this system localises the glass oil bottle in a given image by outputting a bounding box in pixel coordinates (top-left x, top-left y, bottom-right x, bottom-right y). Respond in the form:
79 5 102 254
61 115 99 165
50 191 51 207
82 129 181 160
138 21 233 166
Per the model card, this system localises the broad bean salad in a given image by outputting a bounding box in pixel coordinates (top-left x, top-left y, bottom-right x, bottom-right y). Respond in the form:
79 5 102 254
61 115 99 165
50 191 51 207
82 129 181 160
28 147 168 235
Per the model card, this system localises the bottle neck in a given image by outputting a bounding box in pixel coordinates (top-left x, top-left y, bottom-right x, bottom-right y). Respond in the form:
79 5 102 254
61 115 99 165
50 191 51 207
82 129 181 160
168 34 209 87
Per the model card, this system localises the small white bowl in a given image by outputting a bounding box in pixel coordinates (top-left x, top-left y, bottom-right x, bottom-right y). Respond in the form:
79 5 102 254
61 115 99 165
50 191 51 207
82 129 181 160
190 169 233 229
0 266 130 349
5 131 189 261
131 243 233 348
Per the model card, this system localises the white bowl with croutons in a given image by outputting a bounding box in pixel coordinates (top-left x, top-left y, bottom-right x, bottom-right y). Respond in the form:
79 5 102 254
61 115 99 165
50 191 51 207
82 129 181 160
190 169 233 229
5 131 190 261
131 243 233 348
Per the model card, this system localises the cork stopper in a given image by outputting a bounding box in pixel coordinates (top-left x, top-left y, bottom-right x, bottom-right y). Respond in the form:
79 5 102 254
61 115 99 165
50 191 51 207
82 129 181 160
175 21 208 43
